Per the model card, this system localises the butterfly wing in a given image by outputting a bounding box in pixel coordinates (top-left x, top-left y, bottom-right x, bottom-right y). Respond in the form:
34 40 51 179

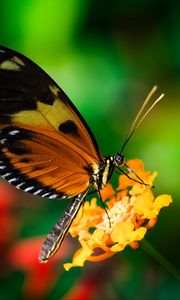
0 46 102 198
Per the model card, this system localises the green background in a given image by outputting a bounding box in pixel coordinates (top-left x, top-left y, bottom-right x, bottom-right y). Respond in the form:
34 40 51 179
0 0 179 299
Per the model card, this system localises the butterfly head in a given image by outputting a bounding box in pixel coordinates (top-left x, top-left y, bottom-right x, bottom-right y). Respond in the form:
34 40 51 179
113 152 125 167
97 153 125 189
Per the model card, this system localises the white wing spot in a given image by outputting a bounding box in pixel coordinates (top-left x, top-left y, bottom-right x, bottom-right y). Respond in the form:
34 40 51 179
41 192 50 197
8 130 20 135
0 138 7 144
2 172 12 178
49 85 59 97
9 178 18 183
49 194 59 199
33 189 43 195
12 56 25 66
0 165 6 170
24 186 34 192
16 182 26 189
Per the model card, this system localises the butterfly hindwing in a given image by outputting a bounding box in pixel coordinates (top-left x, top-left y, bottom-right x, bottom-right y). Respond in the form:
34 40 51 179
0 126 92 198
0 46 102 198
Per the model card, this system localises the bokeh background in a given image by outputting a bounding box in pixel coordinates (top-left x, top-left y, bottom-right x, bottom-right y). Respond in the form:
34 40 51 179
0 1 180 299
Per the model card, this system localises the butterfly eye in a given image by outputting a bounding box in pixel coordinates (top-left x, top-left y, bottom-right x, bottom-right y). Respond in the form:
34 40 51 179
114 153 125 167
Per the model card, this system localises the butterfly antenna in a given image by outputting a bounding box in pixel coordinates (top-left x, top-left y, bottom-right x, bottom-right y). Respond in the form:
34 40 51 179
120 86 164 154
116 167 147 185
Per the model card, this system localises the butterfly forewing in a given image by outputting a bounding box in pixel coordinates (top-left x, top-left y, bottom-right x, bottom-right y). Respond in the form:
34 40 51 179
0 46 102 198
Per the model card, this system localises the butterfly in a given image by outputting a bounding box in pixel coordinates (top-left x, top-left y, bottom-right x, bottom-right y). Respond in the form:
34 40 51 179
0 46 163 263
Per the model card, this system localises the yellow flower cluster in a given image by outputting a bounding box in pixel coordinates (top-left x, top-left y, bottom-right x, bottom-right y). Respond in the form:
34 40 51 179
64 159 172 271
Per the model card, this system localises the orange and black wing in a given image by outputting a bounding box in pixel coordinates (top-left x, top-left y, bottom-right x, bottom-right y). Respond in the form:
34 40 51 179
0 46 103 198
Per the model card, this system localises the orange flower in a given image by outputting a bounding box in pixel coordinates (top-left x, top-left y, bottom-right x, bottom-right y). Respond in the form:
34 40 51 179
64 159 172 271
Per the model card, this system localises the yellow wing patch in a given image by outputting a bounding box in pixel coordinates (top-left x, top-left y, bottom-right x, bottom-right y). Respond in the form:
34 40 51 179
0 60 21 71
12 56 25 66
0 46 102 161
37 99 77 132
12 110 53 130
0 56 24 71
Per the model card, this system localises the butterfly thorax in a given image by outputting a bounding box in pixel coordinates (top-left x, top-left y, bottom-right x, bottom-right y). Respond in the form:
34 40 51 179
92 153 125 190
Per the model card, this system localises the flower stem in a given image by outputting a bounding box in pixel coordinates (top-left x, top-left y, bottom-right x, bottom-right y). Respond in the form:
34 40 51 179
141 239 180 280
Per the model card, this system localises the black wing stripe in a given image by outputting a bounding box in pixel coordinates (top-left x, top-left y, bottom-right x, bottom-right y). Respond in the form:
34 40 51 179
0 153 68 199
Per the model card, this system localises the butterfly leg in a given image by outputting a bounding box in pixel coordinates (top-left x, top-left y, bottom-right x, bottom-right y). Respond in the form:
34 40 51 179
39 189 89 263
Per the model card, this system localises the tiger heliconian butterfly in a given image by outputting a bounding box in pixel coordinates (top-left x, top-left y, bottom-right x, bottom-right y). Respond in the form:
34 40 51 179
0 46 163 262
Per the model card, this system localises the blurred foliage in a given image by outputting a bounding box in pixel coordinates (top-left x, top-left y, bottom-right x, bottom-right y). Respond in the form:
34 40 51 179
0 0 180 299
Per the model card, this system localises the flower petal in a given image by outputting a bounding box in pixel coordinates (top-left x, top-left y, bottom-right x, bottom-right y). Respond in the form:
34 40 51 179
110 222 147 252
154 194 172 209
64 240 93 271
134 193 172 219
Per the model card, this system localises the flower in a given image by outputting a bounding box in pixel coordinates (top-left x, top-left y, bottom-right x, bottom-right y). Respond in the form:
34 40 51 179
64 159 172 271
